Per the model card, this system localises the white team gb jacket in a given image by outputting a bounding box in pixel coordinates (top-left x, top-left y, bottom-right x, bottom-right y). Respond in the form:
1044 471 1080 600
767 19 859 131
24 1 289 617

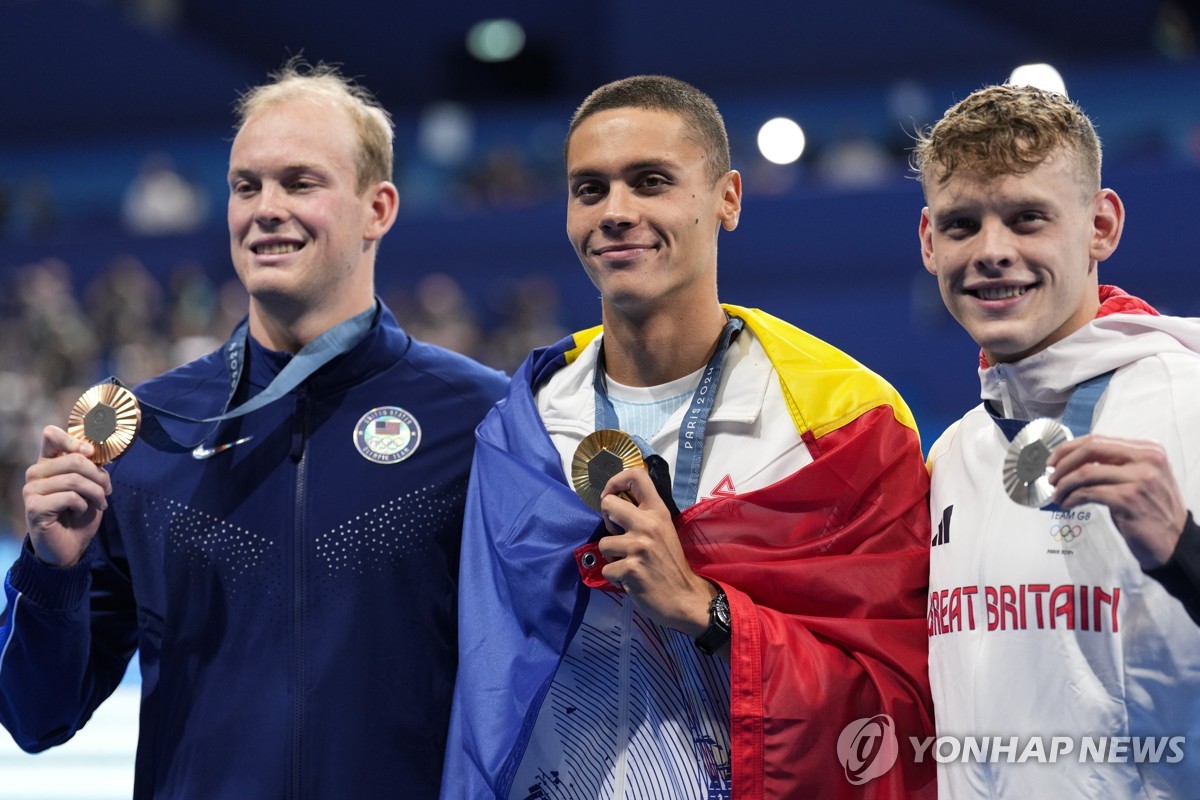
927 311 1200 799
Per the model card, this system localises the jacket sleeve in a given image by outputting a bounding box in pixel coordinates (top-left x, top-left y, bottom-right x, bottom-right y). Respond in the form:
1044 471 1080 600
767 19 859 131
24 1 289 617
0 519 138 752
685 405 936 799
1143 349 1200 626
1146 512 1200 625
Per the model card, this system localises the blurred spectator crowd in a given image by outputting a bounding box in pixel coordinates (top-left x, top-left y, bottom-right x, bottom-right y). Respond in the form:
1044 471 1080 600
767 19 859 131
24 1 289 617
0 254 567 543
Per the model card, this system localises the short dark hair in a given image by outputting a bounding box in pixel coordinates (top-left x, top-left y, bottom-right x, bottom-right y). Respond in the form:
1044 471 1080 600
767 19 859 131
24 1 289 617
912 84 1101 199
566 75 731 186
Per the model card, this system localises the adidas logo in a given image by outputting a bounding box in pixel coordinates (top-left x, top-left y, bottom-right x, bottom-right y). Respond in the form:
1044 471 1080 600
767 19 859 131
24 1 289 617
932 505 953 548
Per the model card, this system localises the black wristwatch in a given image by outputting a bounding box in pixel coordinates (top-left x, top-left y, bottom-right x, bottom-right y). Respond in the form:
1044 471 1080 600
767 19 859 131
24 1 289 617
695 588 732 655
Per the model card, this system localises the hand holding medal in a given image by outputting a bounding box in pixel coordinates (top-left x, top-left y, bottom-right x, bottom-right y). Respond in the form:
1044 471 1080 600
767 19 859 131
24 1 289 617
21 381 136 567
570 428 719 639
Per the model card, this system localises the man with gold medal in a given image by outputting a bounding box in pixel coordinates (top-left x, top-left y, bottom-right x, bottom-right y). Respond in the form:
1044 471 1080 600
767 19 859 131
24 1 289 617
442 76 935 799
0 60 507 798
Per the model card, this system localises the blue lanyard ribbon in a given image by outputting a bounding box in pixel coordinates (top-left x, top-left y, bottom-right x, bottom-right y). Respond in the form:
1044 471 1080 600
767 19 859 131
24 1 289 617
1060 371 1114 437
134 301 379 451
990 370 1115 443
593 316 743 510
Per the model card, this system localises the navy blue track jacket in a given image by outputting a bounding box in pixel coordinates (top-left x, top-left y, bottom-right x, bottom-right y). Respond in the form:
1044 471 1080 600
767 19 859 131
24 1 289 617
0 303 508 799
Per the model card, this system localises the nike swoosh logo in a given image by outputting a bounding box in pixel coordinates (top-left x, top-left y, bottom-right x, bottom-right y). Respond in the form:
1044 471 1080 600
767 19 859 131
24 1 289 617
192 436 254 460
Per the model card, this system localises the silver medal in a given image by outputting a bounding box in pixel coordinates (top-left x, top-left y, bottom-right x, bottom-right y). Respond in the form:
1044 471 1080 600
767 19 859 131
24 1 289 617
1003 417 1073 507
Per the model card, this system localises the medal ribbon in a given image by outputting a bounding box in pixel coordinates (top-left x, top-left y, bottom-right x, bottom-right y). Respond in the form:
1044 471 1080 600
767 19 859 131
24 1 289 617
133 301 379 451
593 316 743 510
990 370 1116 443
1060 371 1114 437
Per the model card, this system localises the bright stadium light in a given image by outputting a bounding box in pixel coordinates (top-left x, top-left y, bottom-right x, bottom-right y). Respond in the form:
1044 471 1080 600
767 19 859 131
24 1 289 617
757 117 807 165
1008 63 1067 96
418 101 474 166
466 19 526 63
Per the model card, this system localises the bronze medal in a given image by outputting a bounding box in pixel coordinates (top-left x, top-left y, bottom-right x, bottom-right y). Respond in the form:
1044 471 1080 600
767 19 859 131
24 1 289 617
571 429 644 511
67 382 141 464
1003 417 1072 508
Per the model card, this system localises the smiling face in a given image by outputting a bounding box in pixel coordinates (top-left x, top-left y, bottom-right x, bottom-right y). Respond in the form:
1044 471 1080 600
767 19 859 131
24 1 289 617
919 148 1124 364
227 94 397 348
565 107 741 323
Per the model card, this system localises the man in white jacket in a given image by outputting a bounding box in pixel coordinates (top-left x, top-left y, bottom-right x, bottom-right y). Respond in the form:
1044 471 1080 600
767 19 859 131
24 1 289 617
914 83 1200 798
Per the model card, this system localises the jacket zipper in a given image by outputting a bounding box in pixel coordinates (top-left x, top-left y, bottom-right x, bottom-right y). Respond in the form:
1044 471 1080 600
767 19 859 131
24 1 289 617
995 365 1014 419
291 392 309 800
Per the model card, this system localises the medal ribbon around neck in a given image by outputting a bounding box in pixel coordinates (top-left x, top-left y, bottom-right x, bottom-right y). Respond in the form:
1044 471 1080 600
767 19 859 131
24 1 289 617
592 315 743 511
122 301 379 453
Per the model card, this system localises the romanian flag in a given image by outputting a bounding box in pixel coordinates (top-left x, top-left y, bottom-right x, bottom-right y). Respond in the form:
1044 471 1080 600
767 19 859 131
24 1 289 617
442 305 935 799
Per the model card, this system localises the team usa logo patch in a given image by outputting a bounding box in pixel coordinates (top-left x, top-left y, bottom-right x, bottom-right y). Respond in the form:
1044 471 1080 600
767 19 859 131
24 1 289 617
354 407 421 464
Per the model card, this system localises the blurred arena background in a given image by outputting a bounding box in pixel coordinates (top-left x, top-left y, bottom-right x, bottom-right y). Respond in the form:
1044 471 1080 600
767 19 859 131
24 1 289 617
1 0 1198 795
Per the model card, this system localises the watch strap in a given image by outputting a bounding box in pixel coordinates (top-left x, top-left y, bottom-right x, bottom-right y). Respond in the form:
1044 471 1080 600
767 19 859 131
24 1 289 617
695 588 731 655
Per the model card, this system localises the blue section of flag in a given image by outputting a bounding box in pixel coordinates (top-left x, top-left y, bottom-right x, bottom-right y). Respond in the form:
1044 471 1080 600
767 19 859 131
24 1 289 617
441 334 602 798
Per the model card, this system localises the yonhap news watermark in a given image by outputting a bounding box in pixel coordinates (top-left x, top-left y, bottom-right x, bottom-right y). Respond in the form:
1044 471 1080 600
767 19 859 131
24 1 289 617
836 715 1189 785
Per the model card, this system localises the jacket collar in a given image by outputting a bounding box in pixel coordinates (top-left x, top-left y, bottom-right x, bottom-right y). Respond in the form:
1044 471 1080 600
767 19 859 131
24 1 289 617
537 323 771 443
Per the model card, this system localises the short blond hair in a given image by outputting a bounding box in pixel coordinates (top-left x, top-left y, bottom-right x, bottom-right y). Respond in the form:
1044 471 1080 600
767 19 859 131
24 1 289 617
912 84 1101 198
235 57 394 192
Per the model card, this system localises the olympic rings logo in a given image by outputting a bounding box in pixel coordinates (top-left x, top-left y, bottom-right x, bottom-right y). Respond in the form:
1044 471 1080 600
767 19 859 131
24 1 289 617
1050 524 1083 543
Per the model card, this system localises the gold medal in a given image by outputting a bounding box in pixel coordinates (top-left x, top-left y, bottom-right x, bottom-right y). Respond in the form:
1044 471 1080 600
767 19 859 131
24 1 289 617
1003 417 1073 507
571 429 644 511
67 382 142 465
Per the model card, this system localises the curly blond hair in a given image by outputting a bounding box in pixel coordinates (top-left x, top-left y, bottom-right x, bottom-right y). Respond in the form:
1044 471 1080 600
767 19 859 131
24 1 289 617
912 84 1101 198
